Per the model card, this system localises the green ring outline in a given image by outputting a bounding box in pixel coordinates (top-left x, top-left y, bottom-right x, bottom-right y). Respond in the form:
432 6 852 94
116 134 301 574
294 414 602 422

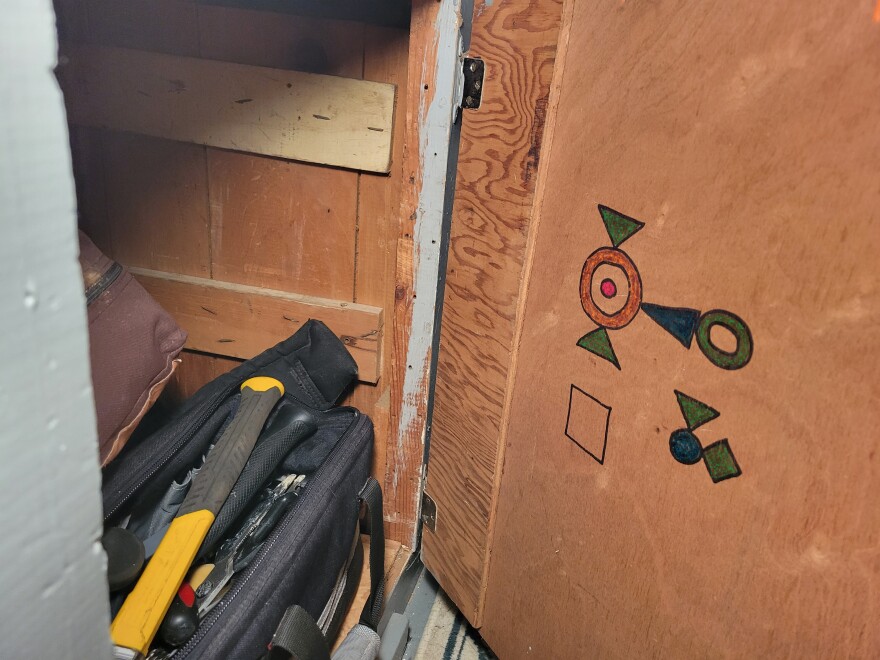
696 310 753 370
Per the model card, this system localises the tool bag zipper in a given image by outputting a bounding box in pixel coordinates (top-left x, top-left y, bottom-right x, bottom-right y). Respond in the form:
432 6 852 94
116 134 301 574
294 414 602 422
174 411 369 659
86 261 123 305
105 391 239 520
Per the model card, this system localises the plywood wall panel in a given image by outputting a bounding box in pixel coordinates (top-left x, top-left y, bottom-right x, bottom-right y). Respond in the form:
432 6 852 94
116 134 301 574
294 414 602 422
480 2 880 657
421 0 564 623
207 149 357 300
102 133 210 277
344 24 409 507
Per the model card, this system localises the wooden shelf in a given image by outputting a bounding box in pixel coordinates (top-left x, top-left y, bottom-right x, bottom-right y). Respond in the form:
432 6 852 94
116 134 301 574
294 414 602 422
133 269 383 383
59 44 396 173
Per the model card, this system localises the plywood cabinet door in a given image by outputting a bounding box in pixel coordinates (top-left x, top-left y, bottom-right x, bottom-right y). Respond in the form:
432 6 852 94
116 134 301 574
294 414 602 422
475 2 880 658
427 0 880 657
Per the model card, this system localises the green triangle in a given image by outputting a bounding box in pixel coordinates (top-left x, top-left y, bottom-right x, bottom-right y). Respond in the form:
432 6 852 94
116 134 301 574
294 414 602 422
598 205 645 247
674 390 720 430
577 327 620 370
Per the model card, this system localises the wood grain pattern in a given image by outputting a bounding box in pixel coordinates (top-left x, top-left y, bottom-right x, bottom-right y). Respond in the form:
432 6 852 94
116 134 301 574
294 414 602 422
61 44 396 172
344 24 410 521
59 1 417 542
102 132 210 277
480 2 880 658
421 0 563 624
207 148 357 300
385 0 448 546
133 268 383 382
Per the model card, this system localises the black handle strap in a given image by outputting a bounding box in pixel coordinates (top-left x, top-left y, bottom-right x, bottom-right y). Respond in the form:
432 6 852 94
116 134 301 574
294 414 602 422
263 604 330 660
358 478 385 630
260 478 385 660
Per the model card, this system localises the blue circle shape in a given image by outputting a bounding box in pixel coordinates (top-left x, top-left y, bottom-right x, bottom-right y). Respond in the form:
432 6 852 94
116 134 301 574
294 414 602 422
669 428 703 465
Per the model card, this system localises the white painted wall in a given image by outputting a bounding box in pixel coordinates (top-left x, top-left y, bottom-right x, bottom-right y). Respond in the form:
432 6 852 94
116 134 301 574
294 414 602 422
0 0 112 657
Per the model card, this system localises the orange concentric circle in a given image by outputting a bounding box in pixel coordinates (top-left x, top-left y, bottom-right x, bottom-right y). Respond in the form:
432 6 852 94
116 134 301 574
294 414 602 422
579 247 642 329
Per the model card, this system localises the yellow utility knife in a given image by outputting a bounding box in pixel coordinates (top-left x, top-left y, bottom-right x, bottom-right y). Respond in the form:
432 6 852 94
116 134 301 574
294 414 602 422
111 376 285 659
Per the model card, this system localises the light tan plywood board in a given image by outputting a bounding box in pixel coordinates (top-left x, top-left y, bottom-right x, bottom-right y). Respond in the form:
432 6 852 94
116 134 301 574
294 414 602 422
207 149 357 301
480 2 880 658
134 269 383 383
60 44 396 173
421 0 564 623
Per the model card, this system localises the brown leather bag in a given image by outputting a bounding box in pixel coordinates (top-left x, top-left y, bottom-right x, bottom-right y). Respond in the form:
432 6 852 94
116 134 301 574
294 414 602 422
79 231 187 465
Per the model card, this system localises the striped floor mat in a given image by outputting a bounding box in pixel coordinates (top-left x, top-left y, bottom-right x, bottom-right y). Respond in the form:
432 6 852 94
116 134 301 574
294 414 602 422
412 591 496 660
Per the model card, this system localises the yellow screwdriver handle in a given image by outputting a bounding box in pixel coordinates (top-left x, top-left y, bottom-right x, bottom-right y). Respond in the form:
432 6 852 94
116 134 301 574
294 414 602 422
110 510 214 654
111 376 284 656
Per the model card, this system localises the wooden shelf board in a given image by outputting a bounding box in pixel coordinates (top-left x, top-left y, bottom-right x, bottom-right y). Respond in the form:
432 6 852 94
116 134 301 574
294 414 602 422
132 268 383 383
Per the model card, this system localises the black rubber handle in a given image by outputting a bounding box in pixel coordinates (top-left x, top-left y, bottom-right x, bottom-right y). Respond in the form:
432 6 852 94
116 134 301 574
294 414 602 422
178 378 283 518
198 404 318 559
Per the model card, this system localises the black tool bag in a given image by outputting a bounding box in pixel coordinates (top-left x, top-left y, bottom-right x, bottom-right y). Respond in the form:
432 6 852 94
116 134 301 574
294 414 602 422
102 320 385 659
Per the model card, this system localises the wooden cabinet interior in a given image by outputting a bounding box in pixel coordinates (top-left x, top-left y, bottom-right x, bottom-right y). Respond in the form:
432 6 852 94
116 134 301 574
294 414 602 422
54 0 425 545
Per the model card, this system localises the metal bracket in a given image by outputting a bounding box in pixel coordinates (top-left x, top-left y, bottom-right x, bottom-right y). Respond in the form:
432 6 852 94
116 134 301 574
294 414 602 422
461 57 485 110
420 492 437 533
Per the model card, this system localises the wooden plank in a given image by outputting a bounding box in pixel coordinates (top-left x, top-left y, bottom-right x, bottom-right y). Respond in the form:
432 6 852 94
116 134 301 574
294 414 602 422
101 132 211 277
344 24 410 523
331 538 410 652
60 44 396 173
132 268 383 383
207 148 357 300
480 2 880 658
421 0 564 624
385 0 464 548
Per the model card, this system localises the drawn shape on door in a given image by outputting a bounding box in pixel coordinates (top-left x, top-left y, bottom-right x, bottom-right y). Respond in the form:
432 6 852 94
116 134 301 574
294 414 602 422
674 389 720 430
669 390 742 483
641 303 701 349
598 204 644 247
576 327 620 370
565 384 612 464
576 204 754 372
696 310 754 370
702 439 742 482
669 428 703 465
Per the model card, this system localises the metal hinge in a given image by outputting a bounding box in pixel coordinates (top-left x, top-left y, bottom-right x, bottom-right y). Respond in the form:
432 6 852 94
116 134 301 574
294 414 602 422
461 57 485 110
421 492 437 533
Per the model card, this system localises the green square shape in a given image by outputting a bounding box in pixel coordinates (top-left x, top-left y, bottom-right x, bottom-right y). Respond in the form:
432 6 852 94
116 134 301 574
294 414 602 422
702 439 742 483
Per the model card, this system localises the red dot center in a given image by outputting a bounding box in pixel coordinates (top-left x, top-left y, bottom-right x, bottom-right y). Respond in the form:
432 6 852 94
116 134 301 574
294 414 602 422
600 278 617 298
